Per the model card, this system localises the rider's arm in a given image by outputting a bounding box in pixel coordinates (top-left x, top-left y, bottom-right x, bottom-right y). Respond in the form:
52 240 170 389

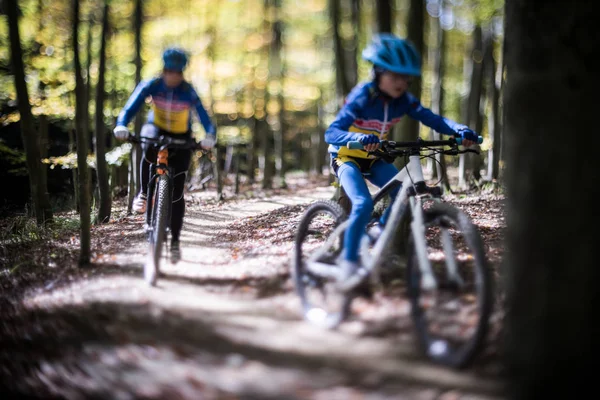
324 84 369 146
116 79 153 127
405 93 468 135
190 87 216 137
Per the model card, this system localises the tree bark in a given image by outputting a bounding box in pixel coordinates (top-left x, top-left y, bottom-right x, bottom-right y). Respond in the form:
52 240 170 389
458 25 484 189
95 1 111 224
72 0 92 266
429 0 450 192
132 0 143 195
6 0 53 225
483 24 501 182
392 0 424 169
504 0 600 398
270 0 286 188
375 0 392 33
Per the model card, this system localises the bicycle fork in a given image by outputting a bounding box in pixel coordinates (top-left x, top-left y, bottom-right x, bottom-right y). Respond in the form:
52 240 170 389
409 196 464 291
144 148 173 241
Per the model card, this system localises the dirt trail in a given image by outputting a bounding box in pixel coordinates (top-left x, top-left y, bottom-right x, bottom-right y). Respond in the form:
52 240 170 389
1 179 506 399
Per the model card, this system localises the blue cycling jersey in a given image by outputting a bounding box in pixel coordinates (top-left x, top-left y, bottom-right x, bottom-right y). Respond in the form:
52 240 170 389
325 81 467 161
116 77 215 136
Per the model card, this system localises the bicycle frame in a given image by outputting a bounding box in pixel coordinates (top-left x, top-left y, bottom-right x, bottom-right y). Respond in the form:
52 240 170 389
140 136 199 239
306 151 455 291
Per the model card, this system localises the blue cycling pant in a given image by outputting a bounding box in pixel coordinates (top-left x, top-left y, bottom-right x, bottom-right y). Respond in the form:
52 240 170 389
336 158 401 262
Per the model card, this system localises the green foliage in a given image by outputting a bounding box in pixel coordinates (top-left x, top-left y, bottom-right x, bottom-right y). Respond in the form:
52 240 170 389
42 142 132 170
0 213 80 246
1 0 504 148
0 140 27 176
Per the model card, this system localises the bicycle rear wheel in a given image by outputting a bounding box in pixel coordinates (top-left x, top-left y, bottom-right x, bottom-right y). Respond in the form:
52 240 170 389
406 201 493 368
145 174 170 286
293 200 352 329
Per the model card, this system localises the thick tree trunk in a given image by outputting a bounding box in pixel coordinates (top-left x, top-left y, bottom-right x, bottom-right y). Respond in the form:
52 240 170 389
95 2 111 224
504 1 600 398
73 0 92 266
7 0 53 225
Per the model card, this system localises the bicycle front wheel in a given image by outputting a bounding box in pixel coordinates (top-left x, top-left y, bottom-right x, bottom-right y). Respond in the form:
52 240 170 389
406 202 493 368
145 174 170 286
293 200 352 329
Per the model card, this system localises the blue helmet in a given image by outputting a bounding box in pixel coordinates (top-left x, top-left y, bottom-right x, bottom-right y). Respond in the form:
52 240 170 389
162 47 188 72
362 33 421 76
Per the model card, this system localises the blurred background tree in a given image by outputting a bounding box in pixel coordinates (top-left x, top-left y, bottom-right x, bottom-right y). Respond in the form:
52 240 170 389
0 0 505 222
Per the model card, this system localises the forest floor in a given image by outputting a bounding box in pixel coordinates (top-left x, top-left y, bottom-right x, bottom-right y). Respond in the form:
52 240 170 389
0 172 507 400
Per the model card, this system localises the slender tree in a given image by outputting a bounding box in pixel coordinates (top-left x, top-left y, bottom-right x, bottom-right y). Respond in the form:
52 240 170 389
6 0 53 225
95 1 111 223
458 25 484 189
72 0 92 266
428 0 450 191
375 0 392 33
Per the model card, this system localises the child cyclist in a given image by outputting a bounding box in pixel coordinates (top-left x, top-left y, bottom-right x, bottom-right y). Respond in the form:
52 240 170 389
113 47 216 262
325 33 479 287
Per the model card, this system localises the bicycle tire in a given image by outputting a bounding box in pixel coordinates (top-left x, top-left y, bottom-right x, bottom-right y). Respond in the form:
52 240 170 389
293 200 352 329
406 202 493 368
145 174 170 286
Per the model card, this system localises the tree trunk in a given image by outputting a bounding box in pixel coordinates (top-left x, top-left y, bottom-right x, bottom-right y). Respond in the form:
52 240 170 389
73 0 92 266
261 0 274 190
483 24 501 182
6 0 53 225
95 1 111 224
38 114 49 196
247 116 258 183
375 0 392 33
459 25 484 189
504 0 600 398
330 0 351 105
345 0 360 89
270 0 286 188
393 0 424 168
132 0 143 195
206 1 223 199
428 0 450 192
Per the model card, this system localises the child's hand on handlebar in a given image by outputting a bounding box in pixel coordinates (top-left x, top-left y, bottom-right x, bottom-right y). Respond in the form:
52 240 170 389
359 134 380 152
200 136 216 149
457 128 478 147
113 126 129 141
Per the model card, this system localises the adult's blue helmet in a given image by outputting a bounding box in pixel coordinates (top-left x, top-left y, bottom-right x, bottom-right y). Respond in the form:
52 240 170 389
362 33 421 76
162 47 188 72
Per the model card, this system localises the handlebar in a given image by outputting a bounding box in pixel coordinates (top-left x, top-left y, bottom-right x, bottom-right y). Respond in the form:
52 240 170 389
128 134 206 150
347 135 482 150
346 137 481 158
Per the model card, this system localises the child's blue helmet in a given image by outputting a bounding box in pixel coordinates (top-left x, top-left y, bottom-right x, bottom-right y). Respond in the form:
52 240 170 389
162 47 188 72
362 33 421 76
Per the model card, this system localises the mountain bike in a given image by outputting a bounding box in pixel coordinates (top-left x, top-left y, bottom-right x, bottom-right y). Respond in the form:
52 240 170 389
292 136 493 369
129 134 206 286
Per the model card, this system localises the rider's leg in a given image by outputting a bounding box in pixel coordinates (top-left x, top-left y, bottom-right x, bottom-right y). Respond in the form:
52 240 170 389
168 147 192 243
338 162 374 263
367 159 401 226
139 124 160 196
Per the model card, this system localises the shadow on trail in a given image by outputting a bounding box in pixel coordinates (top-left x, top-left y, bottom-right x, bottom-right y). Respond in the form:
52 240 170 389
0 299 505 399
